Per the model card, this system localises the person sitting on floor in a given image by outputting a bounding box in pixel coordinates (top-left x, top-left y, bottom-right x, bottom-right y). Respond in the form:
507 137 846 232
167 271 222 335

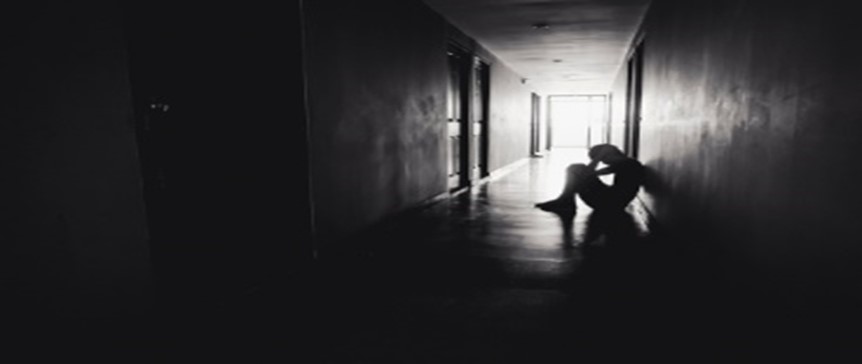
535 144 644 213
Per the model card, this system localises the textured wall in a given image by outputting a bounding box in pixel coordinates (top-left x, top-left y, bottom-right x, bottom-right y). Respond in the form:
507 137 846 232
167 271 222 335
0 3 151 318
305 0 532 243
488 59 533 172
629 0 862 355
455 31 535 173
305 0 449 243
608 72 628 148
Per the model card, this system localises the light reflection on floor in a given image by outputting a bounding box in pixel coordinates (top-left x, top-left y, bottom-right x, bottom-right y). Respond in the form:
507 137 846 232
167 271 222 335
316 147 668 363
371 147 649 283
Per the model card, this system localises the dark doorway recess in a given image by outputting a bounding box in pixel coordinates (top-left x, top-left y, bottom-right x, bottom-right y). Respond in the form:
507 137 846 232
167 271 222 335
123 1 312 306
472 58 491 180
530 93 542 156
624 37 644 159
447 44 471 191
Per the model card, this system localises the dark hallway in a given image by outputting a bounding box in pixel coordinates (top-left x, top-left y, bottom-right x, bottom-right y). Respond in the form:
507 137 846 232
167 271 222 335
0 0 860 363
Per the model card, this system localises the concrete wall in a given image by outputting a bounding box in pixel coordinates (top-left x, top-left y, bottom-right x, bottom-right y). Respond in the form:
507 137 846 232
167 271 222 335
0 3 151 319
304 0 448 244
608 73 628 148
453 27 534 172
627 0 862 356
488 57 533 172
305 0 532 243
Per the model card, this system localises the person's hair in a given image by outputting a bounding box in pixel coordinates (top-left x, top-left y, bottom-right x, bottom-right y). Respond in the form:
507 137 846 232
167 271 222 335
588 144 624 160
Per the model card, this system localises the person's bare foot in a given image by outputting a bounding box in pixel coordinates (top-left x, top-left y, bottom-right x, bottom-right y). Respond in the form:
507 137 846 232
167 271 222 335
535 198 576 212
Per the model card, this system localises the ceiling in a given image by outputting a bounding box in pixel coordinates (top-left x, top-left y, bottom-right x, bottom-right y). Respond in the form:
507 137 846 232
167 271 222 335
423 0 651 95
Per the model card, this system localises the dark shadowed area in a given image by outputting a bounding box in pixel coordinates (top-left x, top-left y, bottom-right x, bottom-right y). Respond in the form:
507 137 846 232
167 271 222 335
0 0 858 363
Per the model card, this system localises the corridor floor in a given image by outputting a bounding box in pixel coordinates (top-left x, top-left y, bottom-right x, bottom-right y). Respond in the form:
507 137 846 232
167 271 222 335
137 149 816 363
284 149 726 363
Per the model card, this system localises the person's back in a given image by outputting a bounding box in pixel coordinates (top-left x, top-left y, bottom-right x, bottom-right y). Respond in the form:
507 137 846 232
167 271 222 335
602 156 644 210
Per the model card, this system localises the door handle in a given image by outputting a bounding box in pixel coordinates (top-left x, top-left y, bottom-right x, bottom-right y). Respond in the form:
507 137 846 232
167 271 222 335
150 103 170 113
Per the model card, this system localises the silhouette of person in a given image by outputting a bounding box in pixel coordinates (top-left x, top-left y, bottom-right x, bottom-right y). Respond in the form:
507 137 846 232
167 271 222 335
535 144 644 213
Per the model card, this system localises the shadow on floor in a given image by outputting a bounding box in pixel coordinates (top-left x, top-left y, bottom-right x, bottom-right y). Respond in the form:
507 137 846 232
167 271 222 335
7 153 857 363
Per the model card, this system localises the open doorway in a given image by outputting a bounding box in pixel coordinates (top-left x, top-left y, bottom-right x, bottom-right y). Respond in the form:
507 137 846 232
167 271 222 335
548 95 609 150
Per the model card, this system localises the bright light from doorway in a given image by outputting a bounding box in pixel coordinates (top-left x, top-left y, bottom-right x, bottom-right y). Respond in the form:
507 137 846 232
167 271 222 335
549 95 608 149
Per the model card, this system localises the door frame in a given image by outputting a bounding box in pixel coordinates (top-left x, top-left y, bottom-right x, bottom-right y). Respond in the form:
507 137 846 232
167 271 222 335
545 96 553 151
473 57 491 179
624 33 645 159
530 92 541 156
446 43 472 191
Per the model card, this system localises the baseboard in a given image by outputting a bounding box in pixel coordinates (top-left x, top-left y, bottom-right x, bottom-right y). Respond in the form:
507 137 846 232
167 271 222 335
488 158 530 182
390 158 533 216
317 158 534 260
632 195 662 235
416 190 451 210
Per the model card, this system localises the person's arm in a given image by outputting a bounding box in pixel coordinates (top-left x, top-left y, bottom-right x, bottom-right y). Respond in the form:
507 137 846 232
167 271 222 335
593 163 619 176
578 159 614 178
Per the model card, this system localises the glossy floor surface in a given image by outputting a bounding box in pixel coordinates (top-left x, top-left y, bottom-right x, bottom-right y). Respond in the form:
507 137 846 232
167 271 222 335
311 148 679 363
271 148 751 363
135 149 820 363
25 149 845 363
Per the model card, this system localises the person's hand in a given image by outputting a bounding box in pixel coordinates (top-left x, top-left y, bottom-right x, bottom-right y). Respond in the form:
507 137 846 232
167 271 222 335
588 144 619 162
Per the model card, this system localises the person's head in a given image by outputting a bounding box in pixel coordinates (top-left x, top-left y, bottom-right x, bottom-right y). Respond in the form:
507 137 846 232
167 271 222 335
588 144 626 163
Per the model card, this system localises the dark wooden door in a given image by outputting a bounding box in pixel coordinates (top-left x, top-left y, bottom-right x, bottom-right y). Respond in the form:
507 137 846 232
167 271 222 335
124 2 311 304
447 47 470 190
625 40 644 159
530 93 541 155
472 59 490 179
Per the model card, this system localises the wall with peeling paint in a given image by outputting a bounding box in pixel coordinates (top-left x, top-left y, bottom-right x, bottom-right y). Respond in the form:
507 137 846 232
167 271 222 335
305 0 532 244
609 72 628 148
451 27 534 174
0 2 151 320
305 0 448 244
488 60 532 172
626 0 862 358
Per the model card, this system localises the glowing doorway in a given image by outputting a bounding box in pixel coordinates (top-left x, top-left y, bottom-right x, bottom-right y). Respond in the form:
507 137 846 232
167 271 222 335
548 95 608 149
